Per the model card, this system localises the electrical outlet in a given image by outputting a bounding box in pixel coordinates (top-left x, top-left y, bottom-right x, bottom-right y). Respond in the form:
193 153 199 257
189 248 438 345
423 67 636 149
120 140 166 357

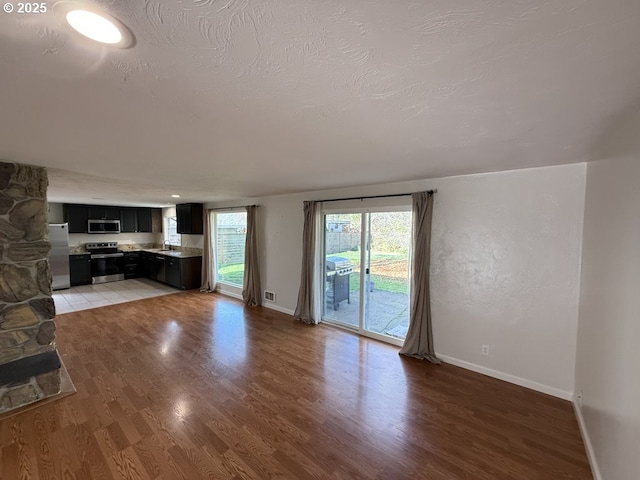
577 389 583 408
481 344 490 356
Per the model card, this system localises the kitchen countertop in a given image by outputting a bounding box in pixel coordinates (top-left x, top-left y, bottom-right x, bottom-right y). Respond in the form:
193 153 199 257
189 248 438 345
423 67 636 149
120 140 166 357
69 249 202 258
140 249 202 258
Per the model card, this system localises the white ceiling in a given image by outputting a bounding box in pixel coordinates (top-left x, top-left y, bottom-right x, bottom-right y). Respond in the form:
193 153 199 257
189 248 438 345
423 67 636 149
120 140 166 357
1 0 639 206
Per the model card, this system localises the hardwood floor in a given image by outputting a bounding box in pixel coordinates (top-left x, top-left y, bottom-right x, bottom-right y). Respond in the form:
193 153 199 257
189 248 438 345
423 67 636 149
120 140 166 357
0 292 592 479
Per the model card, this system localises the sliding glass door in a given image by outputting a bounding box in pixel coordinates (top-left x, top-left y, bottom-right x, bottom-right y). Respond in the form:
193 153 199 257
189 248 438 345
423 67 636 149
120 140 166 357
322 209 412 344
323 213 362 329
363 212 412 340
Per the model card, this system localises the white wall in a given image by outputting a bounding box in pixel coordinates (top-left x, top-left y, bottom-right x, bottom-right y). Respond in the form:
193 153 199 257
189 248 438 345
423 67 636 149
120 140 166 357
574 112 640 480
181 234 204 250
209 163 586 398
430 165 585 398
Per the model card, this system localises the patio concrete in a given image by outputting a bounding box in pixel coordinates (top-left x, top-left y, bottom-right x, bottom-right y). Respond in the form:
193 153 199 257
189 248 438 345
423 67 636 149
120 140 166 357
323 289 409 339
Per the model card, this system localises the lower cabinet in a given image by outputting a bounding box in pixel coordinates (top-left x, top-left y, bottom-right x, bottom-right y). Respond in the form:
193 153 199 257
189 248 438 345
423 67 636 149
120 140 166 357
69 254 91 286
141 252 201 290
165 256 202 290
69 251 202 289
123 251 142 279
142 252 153 277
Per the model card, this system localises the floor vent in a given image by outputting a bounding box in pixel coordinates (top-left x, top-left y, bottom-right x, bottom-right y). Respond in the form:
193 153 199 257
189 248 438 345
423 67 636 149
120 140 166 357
264 291 276 302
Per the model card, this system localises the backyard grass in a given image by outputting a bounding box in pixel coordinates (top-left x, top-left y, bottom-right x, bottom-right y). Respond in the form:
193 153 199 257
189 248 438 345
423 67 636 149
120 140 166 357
220 251 409 294
218 262 244 286
329 250 409 295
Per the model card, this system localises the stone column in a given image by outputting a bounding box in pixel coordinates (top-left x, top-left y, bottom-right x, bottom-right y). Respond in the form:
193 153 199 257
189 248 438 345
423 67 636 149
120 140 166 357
0 161 61 413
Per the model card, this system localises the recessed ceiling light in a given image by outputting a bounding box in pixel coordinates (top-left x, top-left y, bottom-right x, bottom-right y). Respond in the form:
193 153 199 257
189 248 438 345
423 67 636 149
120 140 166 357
171 194 181 198
66 10 122 44
56 1 134 48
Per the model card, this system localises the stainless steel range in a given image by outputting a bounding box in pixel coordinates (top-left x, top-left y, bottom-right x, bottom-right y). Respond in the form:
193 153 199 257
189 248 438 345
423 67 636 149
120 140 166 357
86 242 124 284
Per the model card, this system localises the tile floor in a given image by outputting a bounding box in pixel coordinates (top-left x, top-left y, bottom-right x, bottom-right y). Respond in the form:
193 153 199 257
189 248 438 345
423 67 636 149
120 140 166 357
52 278 181 314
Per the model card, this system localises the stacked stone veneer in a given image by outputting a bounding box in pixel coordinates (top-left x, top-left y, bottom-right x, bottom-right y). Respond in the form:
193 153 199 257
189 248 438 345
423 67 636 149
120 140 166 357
0 161 61 414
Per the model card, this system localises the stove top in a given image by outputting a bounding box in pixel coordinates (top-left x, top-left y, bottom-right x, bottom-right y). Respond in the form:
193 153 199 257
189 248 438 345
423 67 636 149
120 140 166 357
85 242 119 254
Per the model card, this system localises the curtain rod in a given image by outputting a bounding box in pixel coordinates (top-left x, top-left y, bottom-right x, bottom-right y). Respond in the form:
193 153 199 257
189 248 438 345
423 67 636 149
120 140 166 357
207 204 259 211
314 189 436 203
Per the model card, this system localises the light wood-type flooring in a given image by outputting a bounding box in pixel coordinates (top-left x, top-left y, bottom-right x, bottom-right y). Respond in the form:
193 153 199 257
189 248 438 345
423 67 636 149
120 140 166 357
0 291 592 479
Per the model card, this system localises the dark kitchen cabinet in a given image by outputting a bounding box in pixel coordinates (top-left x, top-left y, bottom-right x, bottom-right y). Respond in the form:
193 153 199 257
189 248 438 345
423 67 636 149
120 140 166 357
64 204 161 234
178 256 202 290
137 208 153 232
69 254 91 286
123 251 142 279
120 207 153 233
106 207 121 220
87 205 120 220
142 252 153 277
120 207 137 232
63 204 88 233
143 252 202 290
165 256 202 290
176 203 203 234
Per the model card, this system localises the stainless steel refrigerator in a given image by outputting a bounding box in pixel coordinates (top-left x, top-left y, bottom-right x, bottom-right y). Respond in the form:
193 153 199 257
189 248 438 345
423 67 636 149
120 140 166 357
48 223 70 290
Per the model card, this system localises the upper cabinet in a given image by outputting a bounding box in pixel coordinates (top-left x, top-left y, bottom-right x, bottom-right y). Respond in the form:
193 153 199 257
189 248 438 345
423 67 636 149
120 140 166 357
120 207 137 232
63 204 88 233
121 207 154 233
64 204 162 234
87 205 120 220
137 208 153 232
176 203 203 234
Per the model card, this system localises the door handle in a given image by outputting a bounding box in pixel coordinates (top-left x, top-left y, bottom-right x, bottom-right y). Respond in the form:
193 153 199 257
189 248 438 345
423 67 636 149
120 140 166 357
365 268 370 274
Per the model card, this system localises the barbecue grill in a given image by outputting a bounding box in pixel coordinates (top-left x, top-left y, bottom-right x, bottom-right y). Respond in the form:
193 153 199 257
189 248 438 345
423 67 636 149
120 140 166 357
325 256 353 310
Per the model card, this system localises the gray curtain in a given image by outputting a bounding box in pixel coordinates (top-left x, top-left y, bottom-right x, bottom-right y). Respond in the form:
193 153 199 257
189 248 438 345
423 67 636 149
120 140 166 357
200 210 217 293
294 201 319 324
242 205 261 306
399 191 440 364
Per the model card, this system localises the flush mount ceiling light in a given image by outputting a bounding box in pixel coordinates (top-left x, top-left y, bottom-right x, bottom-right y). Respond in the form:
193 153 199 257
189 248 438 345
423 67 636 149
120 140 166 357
66 10 121 44
55 1 134 48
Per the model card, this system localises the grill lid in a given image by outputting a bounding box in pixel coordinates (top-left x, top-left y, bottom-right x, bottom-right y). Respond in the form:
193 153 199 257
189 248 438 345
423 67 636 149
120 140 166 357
326 256 353 275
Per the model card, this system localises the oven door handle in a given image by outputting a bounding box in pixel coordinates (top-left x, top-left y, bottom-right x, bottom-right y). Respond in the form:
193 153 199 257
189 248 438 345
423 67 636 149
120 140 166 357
91 253 124 259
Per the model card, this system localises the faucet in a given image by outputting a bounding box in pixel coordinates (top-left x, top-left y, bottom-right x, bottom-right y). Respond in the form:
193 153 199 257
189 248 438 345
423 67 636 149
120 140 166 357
164 239 171 251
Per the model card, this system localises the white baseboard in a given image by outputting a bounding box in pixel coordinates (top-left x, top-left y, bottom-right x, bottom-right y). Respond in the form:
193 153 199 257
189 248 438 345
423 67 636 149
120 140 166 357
261 303 295 316
214 289 243 301
573 401 602 480
214 289 295 316
436 354 573 401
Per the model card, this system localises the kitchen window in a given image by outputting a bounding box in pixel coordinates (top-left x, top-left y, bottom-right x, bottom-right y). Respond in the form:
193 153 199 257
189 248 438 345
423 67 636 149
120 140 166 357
164 216 181 246
215 211 247 287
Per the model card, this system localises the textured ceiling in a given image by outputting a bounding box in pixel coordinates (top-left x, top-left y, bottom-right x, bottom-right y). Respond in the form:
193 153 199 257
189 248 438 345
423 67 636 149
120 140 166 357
1 0 639 205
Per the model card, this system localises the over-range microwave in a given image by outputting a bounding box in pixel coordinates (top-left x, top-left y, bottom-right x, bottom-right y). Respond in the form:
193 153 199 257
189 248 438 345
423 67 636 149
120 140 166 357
87 219 121 234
